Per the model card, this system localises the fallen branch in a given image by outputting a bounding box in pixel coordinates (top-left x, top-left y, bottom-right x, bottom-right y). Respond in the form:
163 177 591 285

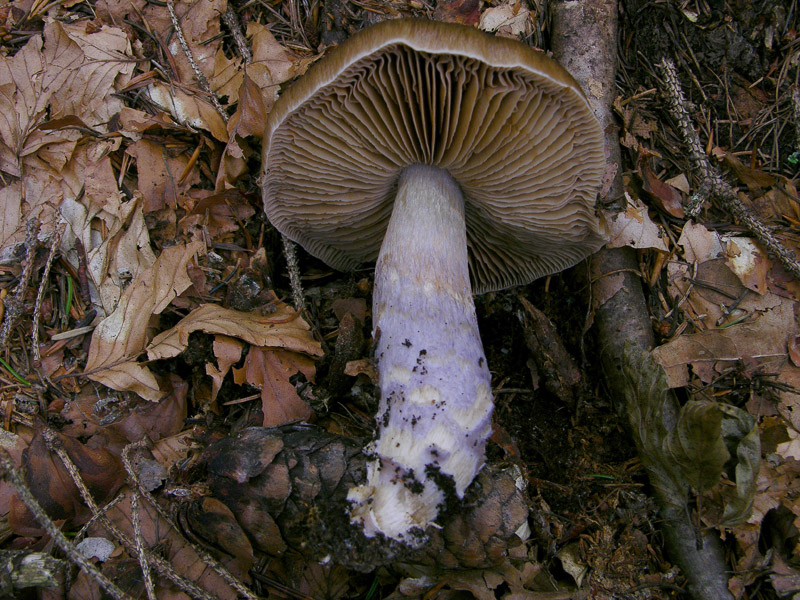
550 2 734 599
0 449 133 600
657 57 800 280
42 430 220 600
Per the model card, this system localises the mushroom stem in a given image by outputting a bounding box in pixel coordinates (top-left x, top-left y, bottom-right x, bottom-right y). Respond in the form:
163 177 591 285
347 164 494 543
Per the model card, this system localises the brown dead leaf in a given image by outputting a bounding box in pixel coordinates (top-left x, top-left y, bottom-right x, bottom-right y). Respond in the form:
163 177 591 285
641 162 685 218
246 23 312 112
49 22 134 129
126 138 201 212
115 107 181 135
145 82 228 142
151 430 198 470
296 563 350 600
667 222 781 330
720 151 777 191
9 426 124 536
652 302 795 387
61 191 156 315
147 302 322 361
725 238 769 295
606 194 668 251
84 241 203 401
110 375 188 443
215 73 268 190
143 0 224 85
180 189 256 238
0 182 23 250
228 73 267 140
479 2 533 38
207 335 244 401
789 336 800 368
233 347 315 427
433 0 482 26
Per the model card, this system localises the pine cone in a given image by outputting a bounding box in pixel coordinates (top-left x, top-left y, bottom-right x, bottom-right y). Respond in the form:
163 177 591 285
202 425 528 571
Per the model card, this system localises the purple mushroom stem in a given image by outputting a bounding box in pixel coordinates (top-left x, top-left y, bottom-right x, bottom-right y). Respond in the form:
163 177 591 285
347 164 494 541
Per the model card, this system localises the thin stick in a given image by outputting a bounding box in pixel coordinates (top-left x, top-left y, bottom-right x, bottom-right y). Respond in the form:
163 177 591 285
32 224 64 365
122 440 259 600
658 58 800 281
793 87 800 156
165 0 228 122
0 448 134 600
282 236 305 311
0 219 39 352
130 489 157 600
222 6 252 64
42 430 219 600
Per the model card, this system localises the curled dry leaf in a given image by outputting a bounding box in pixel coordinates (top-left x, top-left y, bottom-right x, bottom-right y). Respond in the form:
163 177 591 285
215 74 266 189
479 1 533 38
84 241 203 401
146 82 228 142
207 335 244 401
606 193 668 252
147 302 323 360
640 162 685 218
60 188 156 316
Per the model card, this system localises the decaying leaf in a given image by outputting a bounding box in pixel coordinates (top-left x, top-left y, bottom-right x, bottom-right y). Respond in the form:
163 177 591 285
666 221 782 331
88 489 241 599
84 241 203 401
182 497 254 574
606 193 668 251
479 1 532 37
8 426 125 536
640 162 685 218
125 138 201 212
652 301 793 388
718 404 760 526
623 344 759 526
207 335 244 401
233 347 315 427
664 400 729 493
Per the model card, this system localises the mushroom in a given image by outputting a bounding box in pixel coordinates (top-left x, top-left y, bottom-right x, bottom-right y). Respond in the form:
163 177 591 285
262 19 606 544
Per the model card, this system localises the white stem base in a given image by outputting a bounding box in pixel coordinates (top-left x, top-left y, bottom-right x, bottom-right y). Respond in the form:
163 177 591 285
347 165 493 543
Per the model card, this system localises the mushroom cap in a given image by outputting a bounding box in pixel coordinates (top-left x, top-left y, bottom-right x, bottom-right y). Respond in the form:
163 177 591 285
262 19 607 294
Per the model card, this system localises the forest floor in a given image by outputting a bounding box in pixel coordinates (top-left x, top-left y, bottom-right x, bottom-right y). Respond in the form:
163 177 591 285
0 0 799 598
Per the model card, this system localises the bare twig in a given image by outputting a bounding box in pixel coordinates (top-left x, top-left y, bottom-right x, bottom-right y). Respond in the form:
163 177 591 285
0 219 39 353
122 440 259 600
282 235 305 311
32 224 64 365
222 6 252 63
43 430 220 600
130 490 157 600
165 0 228 122
793 87 800 156
0 448 134 600
658 58 800 281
